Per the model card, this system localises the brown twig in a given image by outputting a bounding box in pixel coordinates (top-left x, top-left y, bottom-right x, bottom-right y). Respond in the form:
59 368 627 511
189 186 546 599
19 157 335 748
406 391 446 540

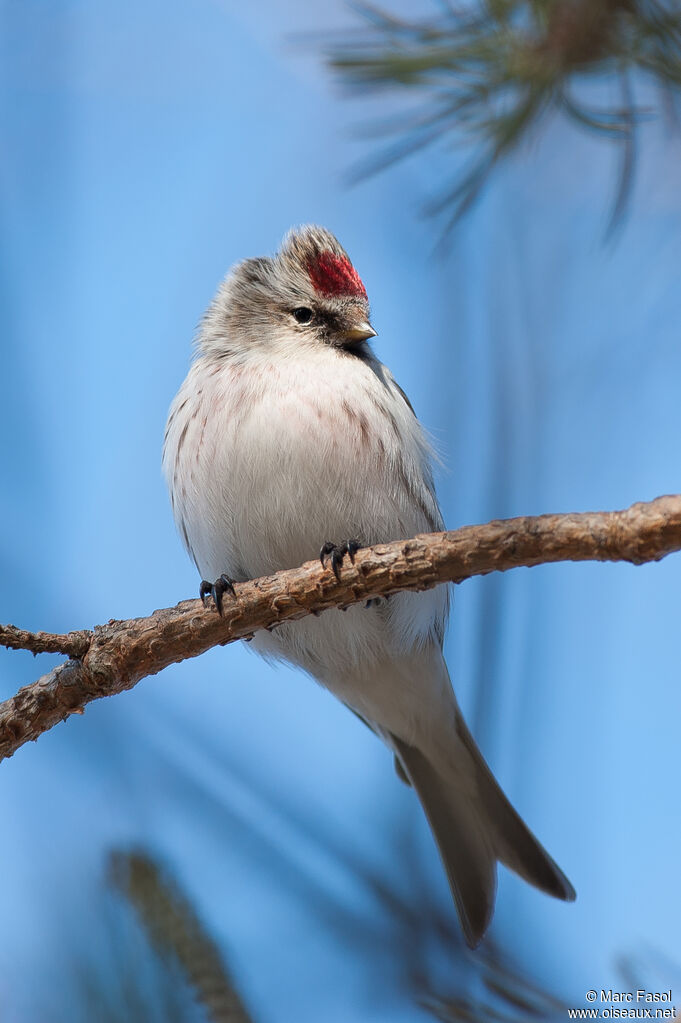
1 494 680 765
0 623 91 659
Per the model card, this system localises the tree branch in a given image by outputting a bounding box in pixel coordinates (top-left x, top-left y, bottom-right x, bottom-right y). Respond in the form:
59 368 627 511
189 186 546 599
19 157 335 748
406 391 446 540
0 623 91 659
1 494 680 765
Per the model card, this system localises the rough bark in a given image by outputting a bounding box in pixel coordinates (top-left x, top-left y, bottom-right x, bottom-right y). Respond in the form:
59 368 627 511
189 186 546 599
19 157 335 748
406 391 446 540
1 494 680 764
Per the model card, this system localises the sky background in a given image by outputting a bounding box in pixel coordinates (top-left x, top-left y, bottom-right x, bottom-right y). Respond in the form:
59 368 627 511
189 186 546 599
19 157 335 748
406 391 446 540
1 2 681 1020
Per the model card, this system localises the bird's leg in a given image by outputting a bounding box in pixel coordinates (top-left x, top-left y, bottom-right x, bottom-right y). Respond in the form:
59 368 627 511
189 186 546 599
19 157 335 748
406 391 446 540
319 539 361 581
199 574 237 616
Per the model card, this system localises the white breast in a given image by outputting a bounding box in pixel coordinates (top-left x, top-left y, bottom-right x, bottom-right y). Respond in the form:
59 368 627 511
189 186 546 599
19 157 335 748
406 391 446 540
163 342 448 675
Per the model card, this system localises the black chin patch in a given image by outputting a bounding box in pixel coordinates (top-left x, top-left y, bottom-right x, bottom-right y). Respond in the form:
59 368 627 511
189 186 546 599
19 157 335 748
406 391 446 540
339 340 370 361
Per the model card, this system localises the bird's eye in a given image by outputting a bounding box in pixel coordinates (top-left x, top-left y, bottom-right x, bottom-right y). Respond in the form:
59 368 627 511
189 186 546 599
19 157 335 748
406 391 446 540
292 307 313 324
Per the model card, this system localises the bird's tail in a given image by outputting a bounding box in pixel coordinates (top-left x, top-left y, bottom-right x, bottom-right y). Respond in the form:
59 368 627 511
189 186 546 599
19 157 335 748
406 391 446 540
392 714 575 948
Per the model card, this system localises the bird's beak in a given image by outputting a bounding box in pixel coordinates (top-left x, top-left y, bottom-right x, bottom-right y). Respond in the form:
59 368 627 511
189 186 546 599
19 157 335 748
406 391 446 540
341 320 377 344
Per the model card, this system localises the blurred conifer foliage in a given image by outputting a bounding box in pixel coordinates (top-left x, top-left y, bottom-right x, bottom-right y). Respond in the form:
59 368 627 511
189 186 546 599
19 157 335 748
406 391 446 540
64 845 676 1023
328 0 681 228
108 849 567 1022
109 851 254 1023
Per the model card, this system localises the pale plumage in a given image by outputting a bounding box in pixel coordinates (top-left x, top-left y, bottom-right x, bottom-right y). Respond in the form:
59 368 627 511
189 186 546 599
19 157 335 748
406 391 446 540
163 225 575 946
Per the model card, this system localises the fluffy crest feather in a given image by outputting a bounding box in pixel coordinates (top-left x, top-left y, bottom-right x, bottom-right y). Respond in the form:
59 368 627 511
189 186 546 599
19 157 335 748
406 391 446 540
280 225 367 300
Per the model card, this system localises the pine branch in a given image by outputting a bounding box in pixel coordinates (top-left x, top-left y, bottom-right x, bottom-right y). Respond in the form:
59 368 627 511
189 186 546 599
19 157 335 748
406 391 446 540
110 850 254 1023
1 494 680 765
328 0 681 227
0 623 91 658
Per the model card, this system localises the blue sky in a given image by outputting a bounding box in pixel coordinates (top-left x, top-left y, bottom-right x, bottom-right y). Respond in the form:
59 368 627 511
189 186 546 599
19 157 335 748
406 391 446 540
1 2 681 1020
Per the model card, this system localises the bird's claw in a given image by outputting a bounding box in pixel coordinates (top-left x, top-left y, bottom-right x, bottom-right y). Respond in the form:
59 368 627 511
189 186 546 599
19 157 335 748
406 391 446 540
319 539 361 581
199 574 236 616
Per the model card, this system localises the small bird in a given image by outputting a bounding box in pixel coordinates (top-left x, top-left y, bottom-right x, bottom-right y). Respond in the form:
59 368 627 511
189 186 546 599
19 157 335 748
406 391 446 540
163 225 575 946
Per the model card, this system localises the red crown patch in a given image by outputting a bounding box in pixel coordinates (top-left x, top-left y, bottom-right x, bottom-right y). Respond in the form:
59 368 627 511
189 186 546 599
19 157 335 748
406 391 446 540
308 251 367 299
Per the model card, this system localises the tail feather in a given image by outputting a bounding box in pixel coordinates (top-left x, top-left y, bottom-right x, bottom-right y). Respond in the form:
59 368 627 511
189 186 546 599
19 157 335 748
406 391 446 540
392 722 575 949
393 737 497 947
454 712 576 904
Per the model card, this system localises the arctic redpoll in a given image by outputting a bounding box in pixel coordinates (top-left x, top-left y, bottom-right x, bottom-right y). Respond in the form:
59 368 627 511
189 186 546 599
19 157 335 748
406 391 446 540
163 225 575 947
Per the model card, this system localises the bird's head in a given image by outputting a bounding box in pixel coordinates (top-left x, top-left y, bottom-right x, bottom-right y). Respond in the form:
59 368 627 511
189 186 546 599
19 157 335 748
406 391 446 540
199 225 376 359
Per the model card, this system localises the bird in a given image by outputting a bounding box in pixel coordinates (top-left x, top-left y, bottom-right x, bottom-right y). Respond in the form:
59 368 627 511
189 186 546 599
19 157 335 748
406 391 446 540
162 225 575 947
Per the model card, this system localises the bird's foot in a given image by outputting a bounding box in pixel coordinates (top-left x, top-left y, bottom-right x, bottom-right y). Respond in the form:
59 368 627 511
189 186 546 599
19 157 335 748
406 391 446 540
199 574 236 616
319 539 361 581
